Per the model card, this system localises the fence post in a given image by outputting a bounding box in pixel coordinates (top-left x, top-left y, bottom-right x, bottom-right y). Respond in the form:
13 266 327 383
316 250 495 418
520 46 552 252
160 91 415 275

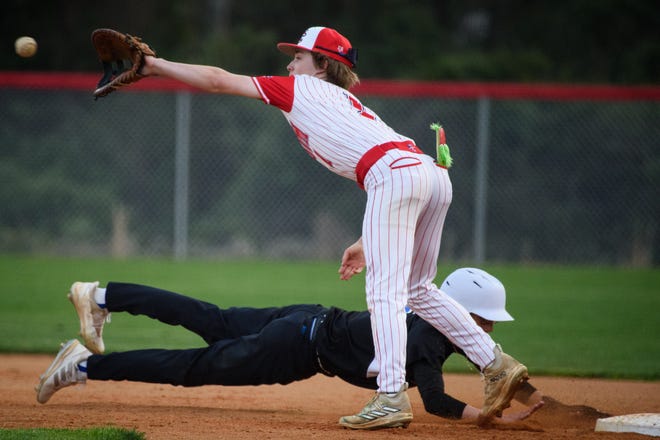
473 96 491 263
174 92 191 260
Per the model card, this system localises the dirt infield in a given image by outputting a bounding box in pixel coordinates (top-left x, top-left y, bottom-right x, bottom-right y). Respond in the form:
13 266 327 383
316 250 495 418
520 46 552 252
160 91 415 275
2 354 658 439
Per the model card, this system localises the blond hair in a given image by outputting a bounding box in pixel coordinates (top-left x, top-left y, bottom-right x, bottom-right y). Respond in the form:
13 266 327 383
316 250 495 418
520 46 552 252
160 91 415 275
312 52 360 90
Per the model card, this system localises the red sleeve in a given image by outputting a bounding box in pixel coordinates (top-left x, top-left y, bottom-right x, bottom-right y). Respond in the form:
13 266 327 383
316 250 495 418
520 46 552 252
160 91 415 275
251 76 295 112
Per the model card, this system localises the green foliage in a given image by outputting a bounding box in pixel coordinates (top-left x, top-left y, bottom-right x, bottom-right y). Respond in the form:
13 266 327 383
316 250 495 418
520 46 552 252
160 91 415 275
419 50 553 82
0 427 145 440
1 256 658 379
1 0 658 83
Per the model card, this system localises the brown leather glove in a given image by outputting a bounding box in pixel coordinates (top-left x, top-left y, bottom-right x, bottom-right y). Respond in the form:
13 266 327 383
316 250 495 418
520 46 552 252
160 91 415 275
91 29 156 99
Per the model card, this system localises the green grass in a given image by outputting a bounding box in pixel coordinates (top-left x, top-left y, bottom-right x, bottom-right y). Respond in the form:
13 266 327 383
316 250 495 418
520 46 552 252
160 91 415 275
1 255 658 380
0 255 367 354
0 427 144 439
443 265 660 379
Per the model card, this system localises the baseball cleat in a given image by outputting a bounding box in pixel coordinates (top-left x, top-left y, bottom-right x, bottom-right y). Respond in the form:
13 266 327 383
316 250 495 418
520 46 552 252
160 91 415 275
478 344 529 426
68 281 110 354
339 383 413 430
35 339 90 404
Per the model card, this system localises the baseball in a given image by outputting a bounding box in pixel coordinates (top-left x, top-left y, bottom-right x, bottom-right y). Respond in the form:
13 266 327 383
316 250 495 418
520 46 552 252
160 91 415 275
15 36 37 58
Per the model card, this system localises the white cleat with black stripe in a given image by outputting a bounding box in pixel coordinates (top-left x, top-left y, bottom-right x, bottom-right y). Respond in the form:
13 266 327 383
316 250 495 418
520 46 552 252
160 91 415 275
35 339 90 404
339 383 413 430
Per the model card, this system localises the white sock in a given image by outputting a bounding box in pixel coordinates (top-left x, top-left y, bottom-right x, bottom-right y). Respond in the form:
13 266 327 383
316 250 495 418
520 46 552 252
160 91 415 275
94 287 107 308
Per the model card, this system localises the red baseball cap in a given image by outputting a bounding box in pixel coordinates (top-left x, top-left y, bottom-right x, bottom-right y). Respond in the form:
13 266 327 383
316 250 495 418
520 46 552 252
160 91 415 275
277 26 358 68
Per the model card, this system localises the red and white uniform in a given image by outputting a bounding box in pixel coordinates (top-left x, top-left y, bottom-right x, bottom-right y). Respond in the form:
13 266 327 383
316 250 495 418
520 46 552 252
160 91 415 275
252 74 496 393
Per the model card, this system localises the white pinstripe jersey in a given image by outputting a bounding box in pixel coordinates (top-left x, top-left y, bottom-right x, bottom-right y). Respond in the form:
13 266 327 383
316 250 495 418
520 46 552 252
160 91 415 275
252 74 415 181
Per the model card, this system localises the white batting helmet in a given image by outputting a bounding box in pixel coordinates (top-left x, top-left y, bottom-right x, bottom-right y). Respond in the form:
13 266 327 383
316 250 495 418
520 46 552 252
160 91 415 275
440 268 514 322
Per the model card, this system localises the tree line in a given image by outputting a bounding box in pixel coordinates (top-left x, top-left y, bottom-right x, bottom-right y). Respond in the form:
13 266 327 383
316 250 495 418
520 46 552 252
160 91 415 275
3 0 658 84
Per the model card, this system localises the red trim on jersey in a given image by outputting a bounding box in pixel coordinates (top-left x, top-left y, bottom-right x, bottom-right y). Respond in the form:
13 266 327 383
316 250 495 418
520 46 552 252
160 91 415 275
253 76 295 112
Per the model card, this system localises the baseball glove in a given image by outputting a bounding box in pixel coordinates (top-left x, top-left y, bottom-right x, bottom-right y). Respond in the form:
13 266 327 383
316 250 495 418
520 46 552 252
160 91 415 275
91 29 156 99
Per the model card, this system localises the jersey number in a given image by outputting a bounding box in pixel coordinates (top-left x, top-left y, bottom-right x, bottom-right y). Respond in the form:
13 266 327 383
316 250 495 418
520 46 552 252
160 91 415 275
348 95 375 120
291 122 333 167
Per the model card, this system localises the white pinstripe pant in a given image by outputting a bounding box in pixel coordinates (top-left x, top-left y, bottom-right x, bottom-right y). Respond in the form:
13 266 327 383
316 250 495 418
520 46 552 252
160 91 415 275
362 150 496 393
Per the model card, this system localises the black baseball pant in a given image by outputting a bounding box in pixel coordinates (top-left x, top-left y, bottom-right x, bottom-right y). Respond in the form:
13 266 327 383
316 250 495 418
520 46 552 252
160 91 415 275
87 283 326 386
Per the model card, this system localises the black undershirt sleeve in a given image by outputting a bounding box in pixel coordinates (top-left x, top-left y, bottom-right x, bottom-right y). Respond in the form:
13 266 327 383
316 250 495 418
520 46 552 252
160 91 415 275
412 360 467 419
405 316 468 419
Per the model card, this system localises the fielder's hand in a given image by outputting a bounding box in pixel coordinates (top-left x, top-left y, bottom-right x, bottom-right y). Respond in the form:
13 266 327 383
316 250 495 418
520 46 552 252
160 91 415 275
339 238 365 280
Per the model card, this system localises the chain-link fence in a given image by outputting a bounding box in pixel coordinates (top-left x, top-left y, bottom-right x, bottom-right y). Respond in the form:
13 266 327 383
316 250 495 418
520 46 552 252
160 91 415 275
1 76 658 266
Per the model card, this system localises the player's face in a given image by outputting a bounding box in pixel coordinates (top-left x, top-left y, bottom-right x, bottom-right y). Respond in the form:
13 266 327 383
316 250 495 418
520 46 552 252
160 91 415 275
286 50 324 77
471 314 494 333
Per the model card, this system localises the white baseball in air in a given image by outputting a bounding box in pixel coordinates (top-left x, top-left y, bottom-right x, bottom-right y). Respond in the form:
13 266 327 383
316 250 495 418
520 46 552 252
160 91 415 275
15 36 38 58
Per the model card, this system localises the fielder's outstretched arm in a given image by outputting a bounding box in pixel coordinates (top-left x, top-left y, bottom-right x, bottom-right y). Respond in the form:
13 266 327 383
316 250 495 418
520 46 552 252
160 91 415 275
142 55 260 98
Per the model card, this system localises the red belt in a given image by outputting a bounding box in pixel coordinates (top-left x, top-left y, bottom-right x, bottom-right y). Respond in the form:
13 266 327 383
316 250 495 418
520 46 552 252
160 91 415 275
355 141 424 189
